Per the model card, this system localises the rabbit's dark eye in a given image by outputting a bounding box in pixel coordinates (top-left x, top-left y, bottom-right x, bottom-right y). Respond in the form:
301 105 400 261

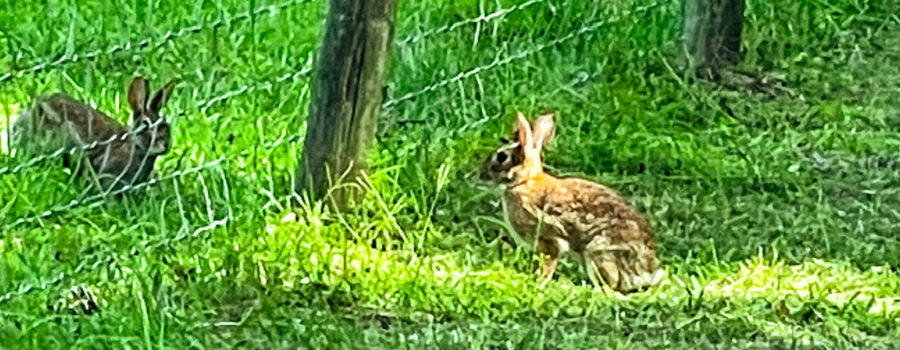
495 151 508 163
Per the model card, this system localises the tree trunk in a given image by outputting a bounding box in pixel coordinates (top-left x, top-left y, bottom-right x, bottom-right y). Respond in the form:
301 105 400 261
297 0 397 209
683 0 744 80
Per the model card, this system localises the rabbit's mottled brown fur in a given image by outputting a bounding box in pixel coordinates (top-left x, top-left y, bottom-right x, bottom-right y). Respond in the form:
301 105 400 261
480 112 663 293
13 77 175 191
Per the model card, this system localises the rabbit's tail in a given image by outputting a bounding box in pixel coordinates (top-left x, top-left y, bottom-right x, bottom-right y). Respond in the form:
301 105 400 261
10 107 39 157
620 246 665 292
626 267 665 292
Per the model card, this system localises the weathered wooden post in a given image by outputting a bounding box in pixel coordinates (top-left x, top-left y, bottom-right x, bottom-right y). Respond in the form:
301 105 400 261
297 0 398 208
683 0 744 79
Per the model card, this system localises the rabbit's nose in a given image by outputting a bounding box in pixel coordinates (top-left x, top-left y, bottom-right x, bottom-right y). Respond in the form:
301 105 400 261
153 141 169 153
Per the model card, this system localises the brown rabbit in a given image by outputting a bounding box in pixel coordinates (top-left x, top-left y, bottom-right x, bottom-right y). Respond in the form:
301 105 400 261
480 112 664 293
13 77 175 191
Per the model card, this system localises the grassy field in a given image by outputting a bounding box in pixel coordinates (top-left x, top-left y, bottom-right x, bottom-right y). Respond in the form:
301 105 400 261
0 0 898 348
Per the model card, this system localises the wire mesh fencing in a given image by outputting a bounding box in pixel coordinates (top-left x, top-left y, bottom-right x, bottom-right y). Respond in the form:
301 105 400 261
0 0 670 307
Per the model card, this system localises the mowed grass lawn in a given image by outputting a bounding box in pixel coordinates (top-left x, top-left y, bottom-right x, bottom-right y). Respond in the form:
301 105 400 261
0 0 898 348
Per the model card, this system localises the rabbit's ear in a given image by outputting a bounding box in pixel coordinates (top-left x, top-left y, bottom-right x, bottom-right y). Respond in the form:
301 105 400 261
148 79 177 116
532 113 555 149
515 112 533 148
128 77 150 113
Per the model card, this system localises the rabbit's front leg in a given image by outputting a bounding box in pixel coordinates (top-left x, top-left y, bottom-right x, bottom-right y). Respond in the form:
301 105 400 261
537 255 558 288
536 238 560 288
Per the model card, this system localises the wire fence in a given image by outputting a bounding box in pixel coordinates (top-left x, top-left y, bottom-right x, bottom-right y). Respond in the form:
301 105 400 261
0 56 314 177
0 211 229 305
382 1 666 115
0 159 233 304
4 158 224 229
0 0 547 177
1 0 667 307
397 0 546 46
0 257 108 306
0 0 318 85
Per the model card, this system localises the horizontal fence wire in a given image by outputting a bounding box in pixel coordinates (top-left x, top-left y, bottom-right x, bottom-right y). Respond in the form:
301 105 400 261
0 0 317 85
454 70 602 135
197 56 316 112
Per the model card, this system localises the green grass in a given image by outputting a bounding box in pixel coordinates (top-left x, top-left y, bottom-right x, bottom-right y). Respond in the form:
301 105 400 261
1 0 898 348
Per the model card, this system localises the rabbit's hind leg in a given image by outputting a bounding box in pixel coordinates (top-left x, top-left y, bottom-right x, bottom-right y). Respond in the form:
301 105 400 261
582 235 622 291
584 251 620 292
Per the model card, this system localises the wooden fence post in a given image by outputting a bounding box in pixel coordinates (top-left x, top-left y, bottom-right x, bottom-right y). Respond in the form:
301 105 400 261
683 0 744 79
297 0 397 208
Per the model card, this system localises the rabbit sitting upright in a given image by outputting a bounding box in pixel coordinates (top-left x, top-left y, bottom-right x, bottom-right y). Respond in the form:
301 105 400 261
13 77 176 191
480 112 664 293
